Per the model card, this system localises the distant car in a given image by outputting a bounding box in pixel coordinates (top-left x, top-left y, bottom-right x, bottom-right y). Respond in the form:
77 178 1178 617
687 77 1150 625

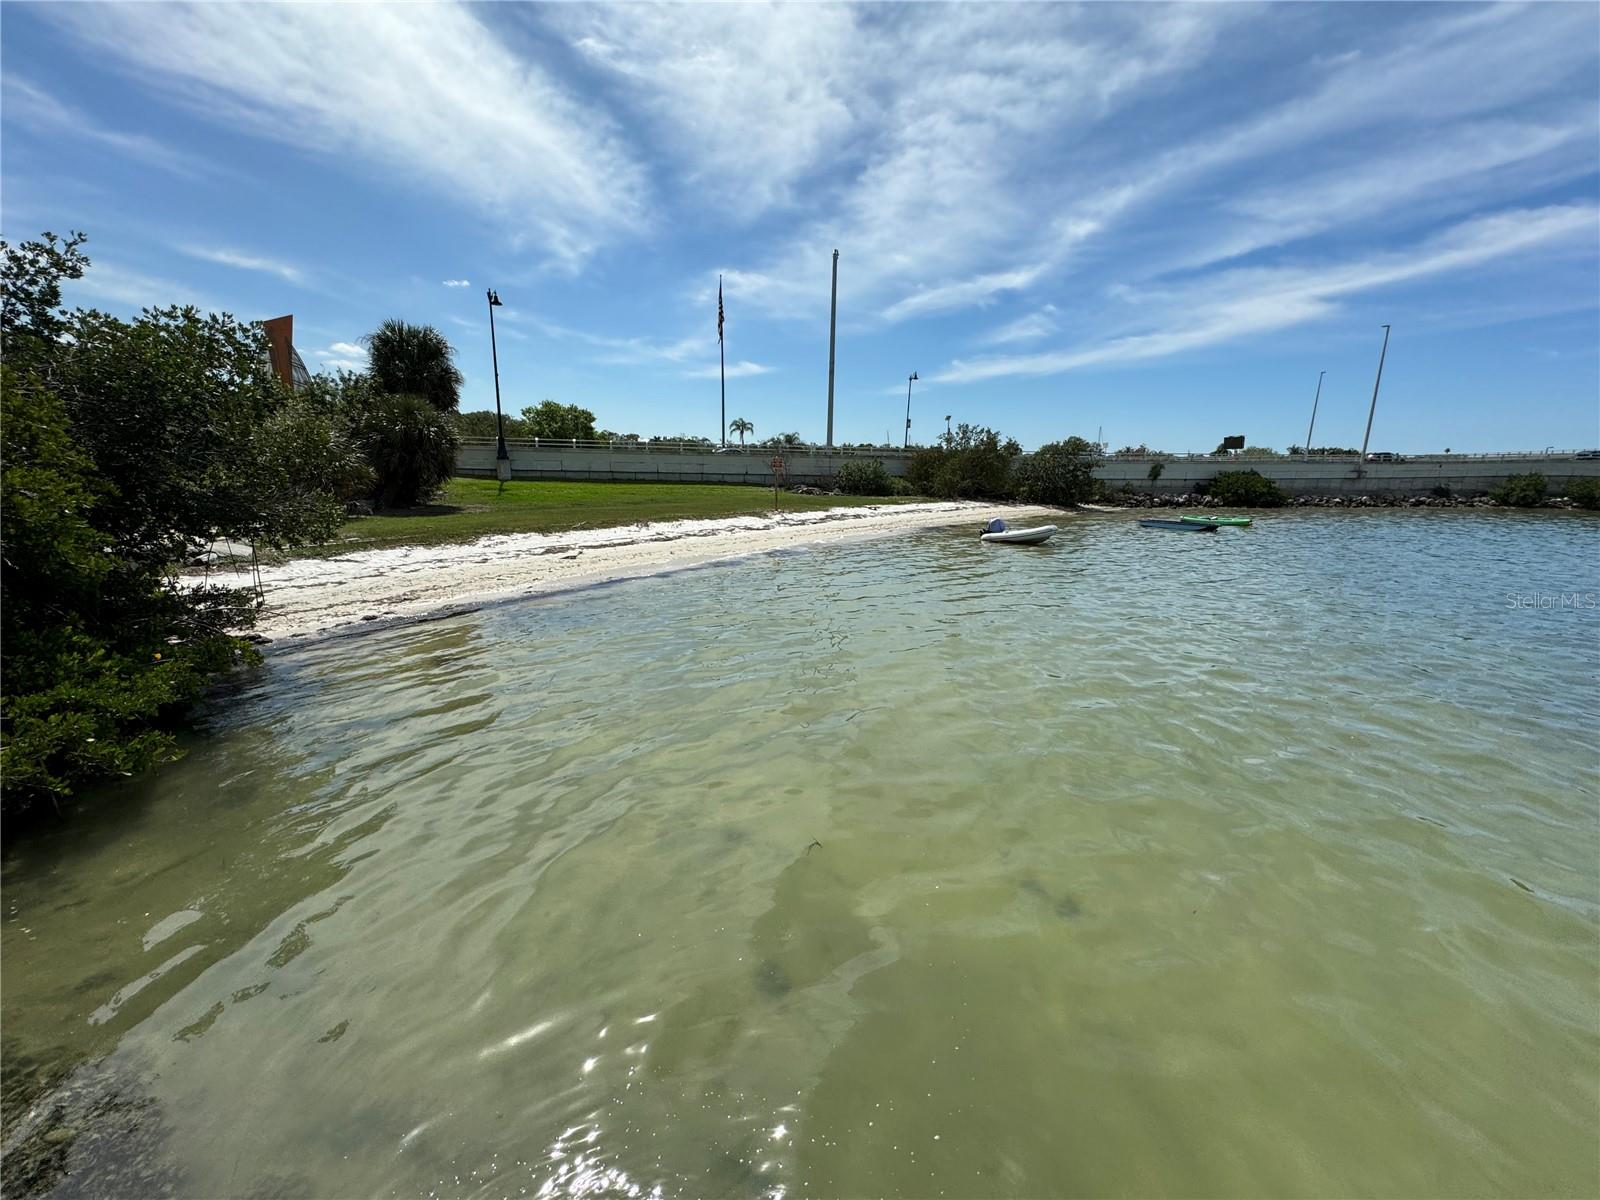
1575 449 1600 460
1365 451 1399 462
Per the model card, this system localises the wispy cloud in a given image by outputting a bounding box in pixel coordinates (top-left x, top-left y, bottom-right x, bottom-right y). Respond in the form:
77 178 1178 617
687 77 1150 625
980 306 1060 347
932 204 1598 384
44 3 651 270
2 75 218 179
65 261 220 313
180 244 305 284
681 361 773 380
443 279 470 288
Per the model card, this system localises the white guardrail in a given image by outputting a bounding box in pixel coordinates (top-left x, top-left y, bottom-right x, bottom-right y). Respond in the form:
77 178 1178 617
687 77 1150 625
459 438 1598 462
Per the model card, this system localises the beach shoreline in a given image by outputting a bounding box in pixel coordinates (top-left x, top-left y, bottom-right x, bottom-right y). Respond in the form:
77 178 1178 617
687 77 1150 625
223 501 1061 644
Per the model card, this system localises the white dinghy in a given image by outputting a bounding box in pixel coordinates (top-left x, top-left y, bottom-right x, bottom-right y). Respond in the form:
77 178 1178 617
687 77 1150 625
979 518 1057 545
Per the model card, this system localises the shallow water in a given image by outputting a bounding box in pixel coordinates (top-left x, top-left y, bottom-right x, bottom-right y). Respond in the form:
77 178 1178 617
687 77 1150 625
4 509 1598 1199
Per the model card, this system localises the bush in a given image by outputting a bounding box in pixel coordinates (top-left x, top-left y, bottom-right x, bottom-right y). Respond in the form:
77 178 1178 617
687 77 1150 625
834 458 891 495
907 424 1019 499
1148 461 1165 482
1489 472 1547 508
357 394 460 508
1011 437 1100 506
888 476 918 497
1208 469 1287 507
1565 477 1600 510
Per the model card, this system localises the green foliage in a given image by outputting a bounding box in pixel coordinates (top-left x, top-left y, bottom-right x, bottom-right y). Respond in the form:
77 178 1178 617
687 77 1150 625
728 417 754 445
834 458 891 495
356 394 460 508
1 232 352 820
1208 469 1288 507
1289 445 1359 456
1148 461 1165 482
907 424 1020 499
1011 437 1100 505
1489 472 1547 507
1566 477 1600 510
759 431 804 448
452 409 530 440
1236 446 1283 459
363 319 462 412
521 400 597 441
888 476 918 497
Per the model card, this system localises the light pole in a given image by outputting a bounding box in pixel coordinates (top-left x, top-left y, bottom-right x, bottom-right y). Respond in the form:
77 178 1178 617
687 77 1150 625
1358 324 1391 473
1304 369 1326 456
487 289 508 468
904 371 918 449
944 414 952 441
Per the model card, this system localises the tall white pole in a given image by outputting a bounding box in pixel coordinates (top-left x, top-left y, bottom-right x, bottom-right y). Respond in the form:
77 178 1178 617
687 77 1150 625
825 249 839 449
1304 369 1325 456
1359 325 1391 472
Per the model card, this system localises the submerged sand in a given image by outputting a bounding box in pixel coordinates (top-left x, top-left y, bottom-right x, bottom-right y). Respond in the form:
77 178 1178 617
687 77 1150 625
216 501 1062 643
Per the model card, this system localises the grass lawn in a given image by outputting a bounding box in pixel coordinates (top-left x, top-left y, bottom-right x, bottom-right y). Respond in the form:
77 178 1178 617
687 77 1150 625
294 478 918 557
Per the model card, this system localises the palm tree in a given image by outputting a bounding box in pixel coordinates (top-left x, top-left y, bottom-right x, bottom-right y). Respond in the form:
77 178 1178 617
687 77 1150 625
363 319 463 412
729 417 754 446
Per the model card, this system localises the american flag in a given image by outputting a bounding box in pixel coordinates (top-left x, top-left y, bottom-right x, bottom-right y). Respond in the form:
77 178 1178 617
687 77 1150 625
717 276 724 345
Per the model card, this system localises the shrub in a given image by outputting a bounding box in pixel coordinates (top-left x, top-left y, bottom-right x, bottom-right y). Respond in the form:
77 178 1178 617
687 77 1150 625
888 476 918 497
1011 437 1100 505
834 458 891 495
1566 477 1600 510
357 394 460 508
906 424 1019 499
1208 469 1287 507
1489 472 1547 508
1148 461 1165 482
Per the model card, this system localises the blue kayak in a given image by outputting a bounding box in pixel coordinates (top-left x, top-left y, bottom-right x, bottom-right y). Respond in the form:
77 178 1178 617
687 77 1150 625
1140 518 1218 532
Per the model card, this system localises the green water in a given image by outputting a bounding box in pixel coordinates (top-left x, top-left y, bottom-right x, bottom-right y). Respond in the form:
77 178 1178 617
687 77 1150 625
4 509 1598 1198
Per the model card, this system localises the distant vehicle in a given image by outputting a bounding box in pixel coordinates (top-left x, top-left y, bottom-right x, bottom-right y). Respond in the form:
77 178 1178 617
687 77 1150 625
1366 452 1400 462
1575 449 1600 460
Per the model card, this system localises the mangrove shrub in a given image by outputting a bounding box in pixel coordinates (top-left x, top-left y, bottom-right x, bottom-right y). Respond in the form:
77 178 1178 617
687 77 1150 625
1011 437 1100 505
834 458 891 495
1489 472 1547 507
1208 469 1288 507
907 424 1019 499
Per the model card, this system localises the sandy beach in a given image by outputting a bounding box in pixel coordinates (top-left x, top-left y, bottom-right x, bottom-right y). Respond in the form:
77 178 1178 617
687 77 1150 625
220 501 1061 643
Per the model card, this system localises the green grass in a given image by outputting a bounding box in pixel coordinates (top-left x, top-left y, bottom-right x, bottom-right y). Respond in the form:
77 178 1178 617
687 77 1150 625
295 478 918 557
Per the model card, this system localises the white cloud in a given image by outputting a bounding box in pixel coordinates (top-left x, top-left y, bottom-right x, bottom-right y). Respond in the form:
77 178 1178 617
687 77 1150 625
44 3 650 271
681 361 773 380
1 75 219 179
314 341 368 372
932 204 1599 384
64 261 220 313
443 279 470 288
980 306 1060 347
180 245 304 284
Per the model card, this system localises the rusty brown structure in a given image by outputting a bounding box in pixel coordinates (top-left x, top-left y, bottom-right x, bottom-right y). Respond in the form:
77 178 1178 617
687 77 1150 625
261 314 310 390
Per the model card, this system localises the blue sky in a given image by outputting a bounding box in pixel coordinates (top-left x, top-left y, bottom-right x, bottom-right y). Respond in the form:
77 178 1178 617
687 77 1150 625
4 2 1597 452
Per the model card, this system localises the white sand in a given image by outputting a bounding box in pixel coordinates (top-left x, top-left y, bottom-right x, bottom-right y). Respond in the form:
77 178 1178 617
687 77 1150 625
221 501 1062 643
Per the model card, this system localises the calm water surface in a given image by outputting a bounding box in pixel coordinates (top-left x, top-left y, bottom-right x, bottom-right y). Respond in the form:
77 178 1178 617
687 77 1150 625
4 509 1598 1198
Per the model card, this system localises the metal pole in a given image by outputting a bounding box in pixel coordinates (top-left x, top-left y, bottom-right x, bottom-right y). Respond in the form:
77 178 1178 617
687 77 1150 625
488 289 508 462
718 275 726 448
825 249 839 449
1304 369 1325 456
1359 325 1391 473
904 372 916 449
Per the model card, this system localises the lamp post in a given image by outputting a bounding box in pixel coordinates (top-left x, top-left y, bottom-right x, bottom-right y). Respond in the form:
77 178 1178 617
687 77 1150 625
904 371 918 449
944 413 952 440
1358 324 1391 474
487 289 508 469
1303 369 1325 457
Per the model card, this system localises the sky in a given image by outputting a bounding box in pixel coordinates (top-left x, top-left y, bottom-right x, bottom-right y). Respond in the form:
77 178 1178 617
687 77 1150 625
3 1 1597 453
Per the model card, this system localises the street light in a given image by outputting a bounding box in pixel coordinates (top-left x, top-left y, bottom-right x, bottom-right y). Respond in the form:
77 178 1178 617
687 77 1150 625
904 371 918 449
944 413 952 440
487 289 508 465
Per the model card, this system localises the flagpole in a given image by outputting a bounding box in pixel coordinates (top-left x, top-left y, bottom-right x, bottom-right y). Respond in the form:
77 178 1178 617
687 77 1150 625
718 274 726 448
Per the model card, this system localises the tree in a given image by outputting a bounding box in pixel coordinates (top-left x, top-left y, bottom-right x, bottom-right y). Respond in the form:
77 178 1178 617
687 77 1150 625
1489 473 1547 508
1 232 355 820
1011 437 1101 505
363 319 462 412
452 409 529 440
356 394 460 508
1208 469 1287 507
759 431 803 448
521 399 597 441
729 417 754 445
907 424 1020 499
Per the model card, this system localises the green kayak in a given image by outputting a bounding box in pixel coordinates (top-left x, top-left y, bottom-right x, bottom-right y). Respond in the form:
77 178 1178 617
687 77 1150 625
1180 514 1252 527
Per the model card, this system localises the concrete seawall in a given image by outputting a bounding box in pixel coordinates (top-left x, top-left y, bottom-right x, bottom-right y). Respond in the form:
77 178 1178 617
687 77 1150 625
458 440 1600 498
